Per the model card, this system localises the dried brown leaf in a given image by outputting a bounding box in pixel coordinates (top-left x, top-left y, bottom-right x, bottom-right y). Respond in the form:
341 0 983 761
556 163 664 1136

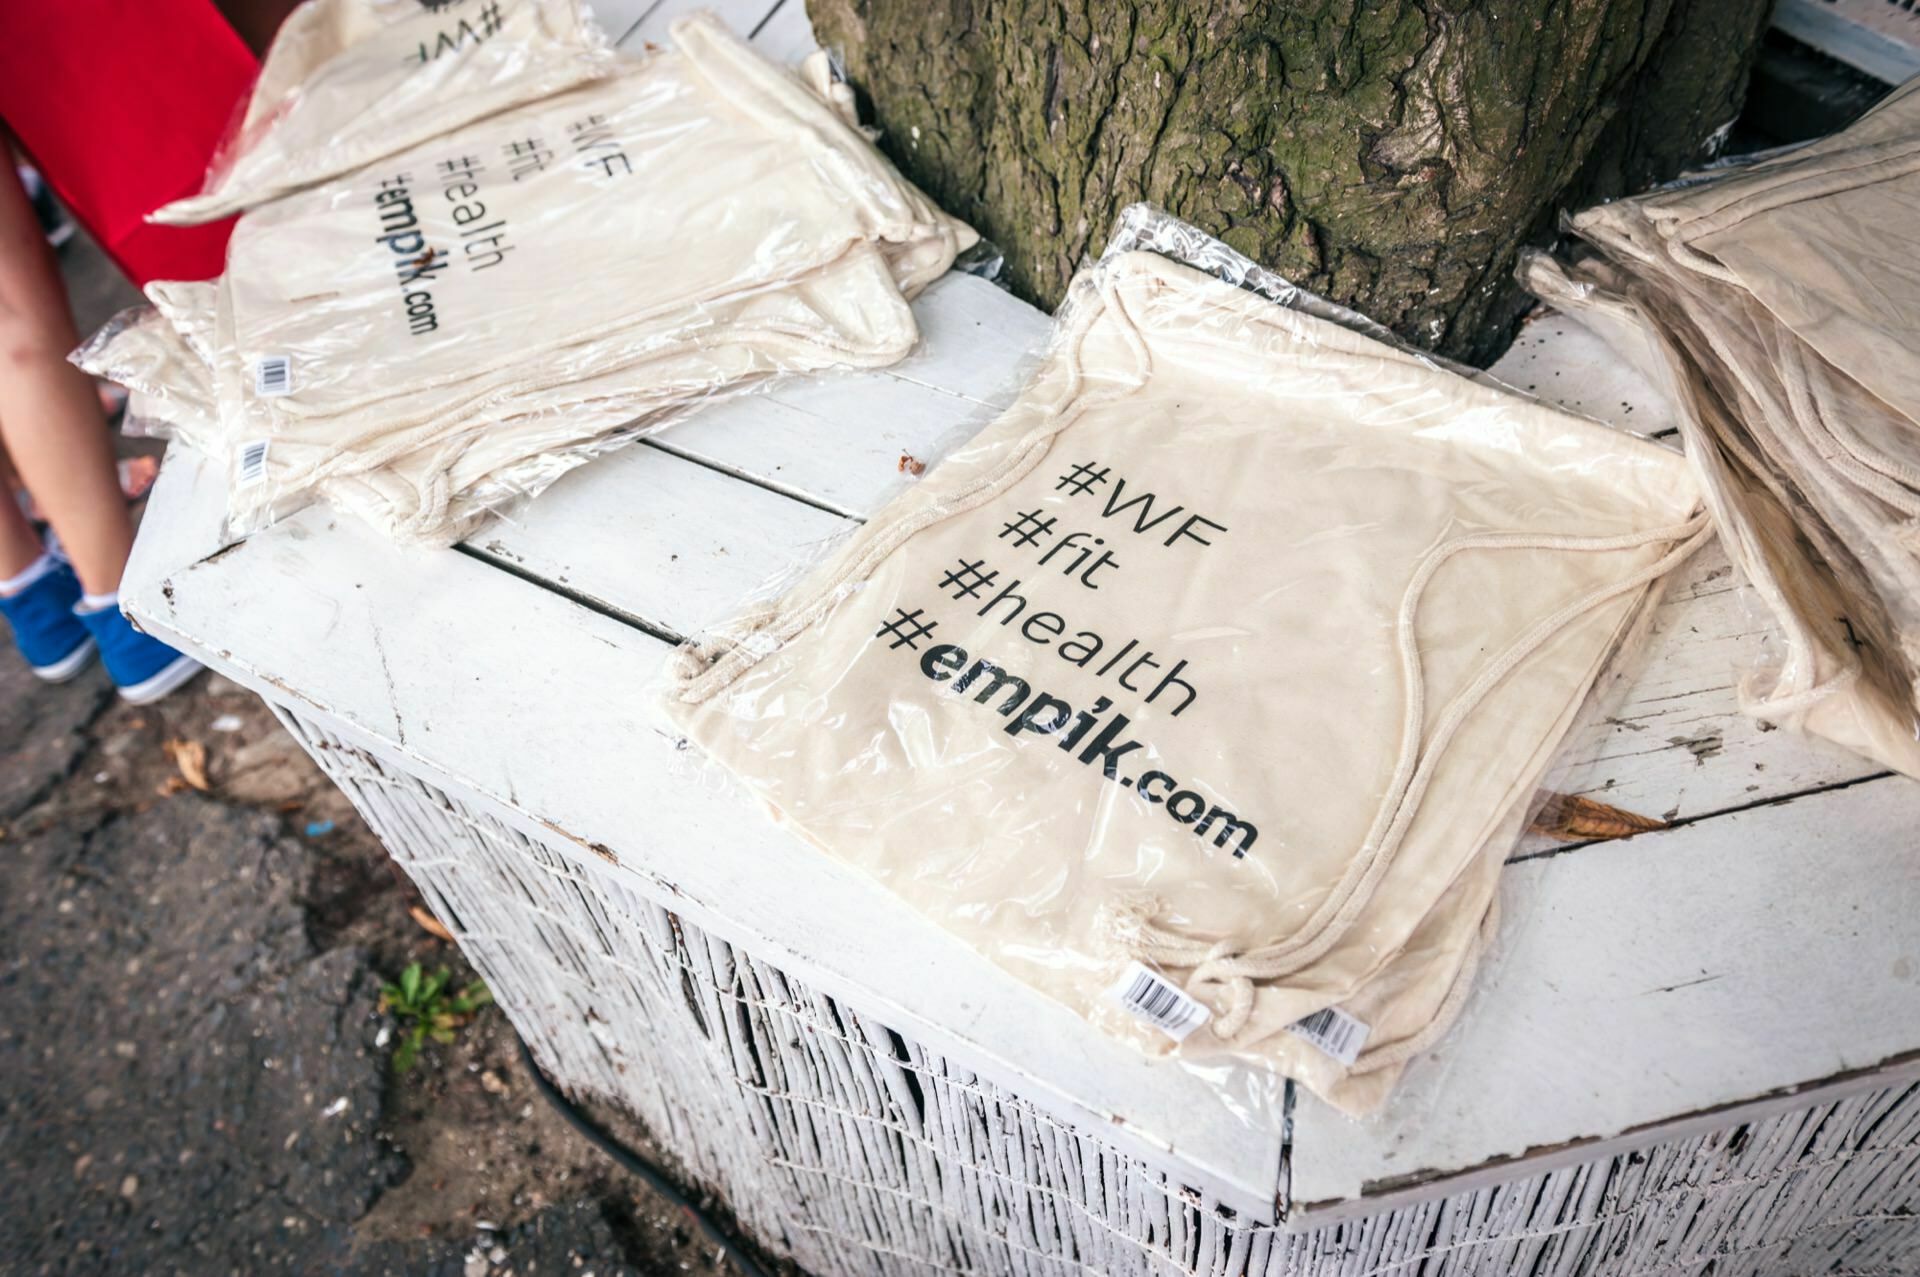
408 905 455 943
897 453 926 476
162 738 210 791
1528 792 1669 842
154 775 190 798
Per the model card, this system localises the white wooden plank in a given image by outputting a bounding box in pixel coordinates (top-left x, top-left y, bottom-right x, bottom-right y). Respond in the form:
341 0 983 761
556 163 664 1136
123 441 238 612
606 0 813 64
459 275 1045 581
120 446 1286 1223
639 280 1649 526
620 0 781 48
748 0 819 66
463 280 1040 631
499 292 1663 620
1488 311 1680 439
465 280 1039 603
1289 773 1920 1222
469 444 846 638
1488 310 1882 835
486 461 1885 832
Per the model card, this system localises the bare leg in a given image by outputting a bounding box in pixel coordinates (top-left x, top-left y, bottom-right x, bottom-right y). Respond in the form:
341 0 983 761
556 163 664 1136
0 439 44 577
0 156 131 596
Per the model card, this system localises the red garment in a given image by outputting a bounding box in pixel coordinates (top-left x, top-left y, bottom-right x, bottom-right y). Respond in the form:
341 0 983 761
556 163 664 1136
0 0 257 285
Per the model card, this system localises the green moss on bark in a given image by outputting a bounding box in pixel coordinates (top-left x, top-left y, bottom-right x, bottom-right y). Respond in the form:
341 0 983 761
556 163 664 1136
811 0 1768 364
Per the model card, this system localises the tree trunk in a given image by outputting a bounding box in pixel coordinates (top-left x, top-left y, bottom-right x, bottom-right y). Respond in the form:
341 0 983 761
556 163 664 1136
809 0 1770 365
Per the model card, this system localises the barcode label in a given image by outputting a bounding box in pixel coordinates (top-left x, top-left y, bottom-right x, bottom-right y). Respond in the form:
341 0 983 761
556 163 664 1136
1285 1006 1371 1066
1111 962 1210 1042
238 441 270 488
254 355 292 397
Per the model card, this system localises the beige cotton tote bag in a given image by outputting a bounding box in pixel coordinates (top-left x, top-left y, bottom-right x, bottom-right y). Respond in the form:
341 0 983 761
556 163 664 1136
205 14 973 540
666 251 1704 1112
154 0 617 225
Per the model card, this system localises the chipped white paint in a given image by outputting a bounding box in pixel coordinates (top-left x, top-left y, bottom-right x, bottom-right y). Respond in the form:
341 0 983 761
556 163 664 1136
114 1 1920 1268
1294 779 1920 1219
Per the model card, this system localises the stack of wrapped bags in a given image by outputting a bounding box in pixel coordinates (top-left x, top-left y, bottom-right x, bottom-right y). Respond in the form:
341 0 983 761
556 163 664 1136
1526 79 1920 779
80 0 973 545
81 2 1916 1118
665 235 1709 1115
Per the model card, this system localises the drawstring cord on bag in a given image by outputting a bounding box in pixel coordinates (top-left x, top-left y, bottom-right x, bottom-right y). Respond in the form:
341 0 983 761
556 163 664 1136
1649 134 1920 284
1680 274 1920 616
1662 303 1881 726
1104 514 1710 1044
1779 343 1920 520
1632 149 1920 548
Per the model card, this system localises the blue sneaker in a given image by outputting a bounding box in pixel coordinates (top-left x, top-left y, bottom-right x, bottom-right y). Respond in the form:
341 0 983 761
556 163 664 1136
0 558 96 682
74 598 201 704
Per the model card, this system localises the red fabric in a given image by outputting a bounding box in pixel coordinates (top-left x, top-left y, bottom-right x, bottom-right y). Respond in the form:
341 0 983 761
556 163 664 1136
0 0 257 285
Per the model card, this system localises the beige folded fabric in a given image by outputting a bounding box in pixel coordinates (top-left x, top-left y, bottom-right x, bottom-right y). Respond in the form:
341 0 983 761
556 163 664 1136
1641 79 1920 437
1524 254 1920 780
151 13 972 544
1529 80 1920 777
314 240 931 541
84 244 947 544
154 0 616 226
70 296 220 456
665 251 1703 1113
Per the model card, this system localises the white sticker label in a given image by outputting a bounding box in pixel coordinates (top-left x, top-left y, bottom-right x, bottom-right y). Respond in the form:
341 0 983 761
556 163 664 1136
1285 1006 1371 1067
1111 961 1210 1042
254 355 293 397
238 441 270 488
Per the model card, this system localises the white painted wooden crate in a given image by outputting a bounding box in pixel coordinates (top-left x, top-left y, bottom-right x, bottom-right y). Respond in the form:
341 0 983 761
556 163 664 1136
265 707 1920 1277
118 4 1920 1272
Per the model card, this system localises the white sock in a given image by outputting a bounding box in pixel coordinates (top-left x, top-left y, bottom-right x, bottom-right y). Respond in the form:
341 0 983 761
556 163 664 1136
78 590 120 614
0 552 56 597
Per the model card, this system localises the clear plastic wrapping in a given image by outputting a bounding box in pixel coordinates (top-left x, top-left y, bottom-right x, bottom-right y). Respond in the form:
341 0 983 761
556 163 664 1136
662 215 1706 1119
70 295 220 454
1524 76 1920 778
153 0 618 226
96 12 975 547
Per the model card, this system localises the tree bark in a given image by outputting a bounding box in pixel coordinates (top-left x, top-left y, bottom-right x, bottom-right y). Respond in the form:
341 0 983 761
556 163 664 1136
810 0 1770 365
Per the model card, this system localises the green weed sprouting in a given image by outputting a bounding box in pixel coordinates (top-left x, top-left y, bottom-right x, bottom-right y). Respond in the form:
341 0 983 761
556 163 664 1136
378 962 492 1074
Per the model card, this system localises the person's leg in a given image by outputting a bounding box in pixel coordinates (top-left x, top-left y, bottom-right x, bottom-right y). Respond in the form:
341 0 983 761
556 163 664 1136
0 437 44 575
0 153 197 700
0 427 95 679
0 154 131 596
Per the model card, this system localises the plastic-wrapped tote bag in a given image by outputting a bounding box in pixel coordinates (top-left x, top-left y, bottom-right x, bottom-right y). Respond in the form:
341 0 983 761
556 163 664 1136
112 14 974 545
152 0 616 226
665 250 1705 1113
